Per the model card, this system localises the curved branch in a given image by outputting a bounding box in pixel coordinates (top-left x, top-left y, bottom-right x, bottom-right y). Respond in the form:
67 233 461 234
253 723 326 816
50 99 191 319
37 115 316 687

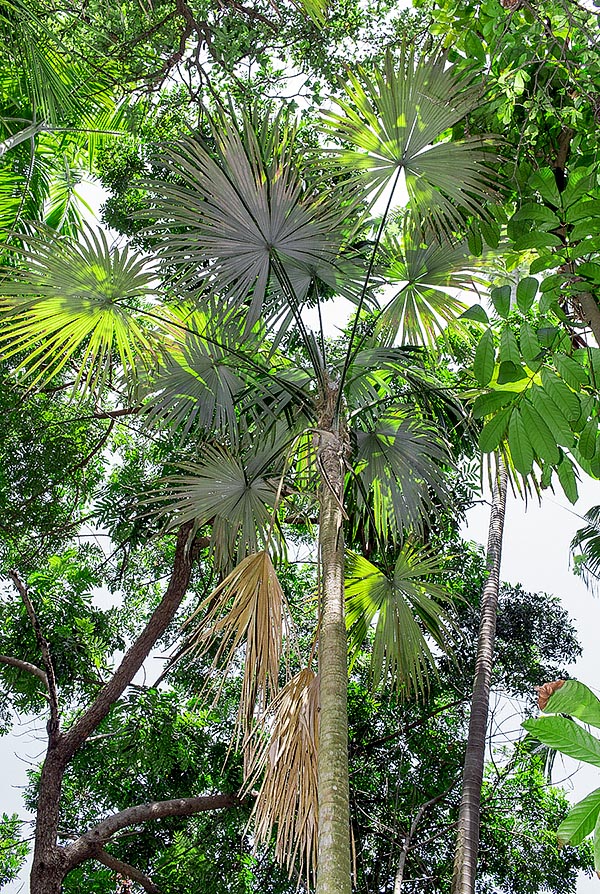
0 654 49 687
63 794 238 869
9 570 60 736
60 524 209 761
94 849 161 894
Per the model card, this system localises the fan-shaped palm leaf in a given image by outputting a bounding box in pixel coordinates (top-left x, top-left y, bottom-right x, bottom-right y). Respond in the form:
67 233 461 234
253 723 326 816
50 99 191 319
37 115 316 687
0 224 162 388
152 440 289 571
182 550 289 763
147 106 355 330
376 229 487 345
324 48 498 236
571 505 600 590
245 668 319 884
144 307 253 440
350 412 452 540
345 544 456 696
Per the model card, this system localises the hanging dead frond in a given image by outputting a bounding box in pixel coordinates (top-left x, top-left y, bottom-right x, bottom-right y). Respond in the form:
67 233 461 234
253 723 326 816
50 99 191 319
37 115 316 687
181 550 289 765
245 668 320 887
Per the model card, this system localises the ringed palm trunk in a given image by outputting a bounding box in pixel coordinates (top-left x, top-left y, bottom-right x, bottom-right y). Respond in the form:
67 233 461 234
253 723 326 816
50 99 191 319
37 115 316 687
316 380 352 894
452 459 508 894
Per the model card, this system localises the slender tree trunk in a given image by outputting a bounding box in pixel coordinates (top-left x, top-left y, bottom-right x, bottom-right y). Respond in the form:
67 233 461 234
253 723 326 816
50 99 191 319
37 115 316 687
316 380 352 894
451 460 508 894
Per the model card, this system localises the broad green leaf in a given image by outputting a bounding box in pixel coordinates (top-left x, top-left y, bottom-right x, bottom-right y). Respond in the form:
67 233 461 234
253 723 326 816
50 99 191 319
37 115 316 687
480 219 500 249
479 406 512 453
472 390 516 419
460 304 489 324
556 788 600 847
529 169 561 206
554 353 589 389
467 227 483 257
520 321 541 363
572 219 600 241
508 409 534 474
530 254 560 275
557 457 579 504
474 328 496 386
544 680 600 729
513 232 563 251
511 203 561 226
577 262 600 283
497 361 527 385
579 419 598 461
540 273 565 293
566 199 600 223
516 277 538 313
540 369 580 422
519 400 560 465
523 715 600 767
499 327 521 365
491 285 511 318
529 386 575 448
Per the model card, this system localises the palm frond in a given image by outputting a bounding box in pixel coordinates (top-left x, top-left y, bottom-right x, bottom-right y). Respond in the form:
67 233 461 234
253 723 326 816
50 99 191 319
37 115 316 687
0 224 163 388
345 544 456 697
571 505 600 590
152 441 288 571
324 48 498 236
350 412 452 540
376 229 487 345
183 550 289 764
245 668 319 885
146 106 354 331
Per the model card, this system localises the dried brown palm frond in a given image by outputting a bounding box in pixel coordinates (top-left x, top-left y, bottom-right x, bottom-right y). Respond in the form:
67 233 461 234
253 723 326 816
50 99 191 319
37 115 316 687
181 550 289 765
245 668 320 887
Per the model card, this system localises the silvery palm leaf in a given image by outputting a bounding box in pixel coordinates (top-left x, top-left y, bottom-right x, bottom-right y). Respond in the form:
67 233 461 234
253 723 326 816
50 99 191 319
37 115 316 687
345 544 456 696
350 412 452 541
147 106 355 330
0 225 163 388
145 307 255 440
324 48 498 236
153 439 289 571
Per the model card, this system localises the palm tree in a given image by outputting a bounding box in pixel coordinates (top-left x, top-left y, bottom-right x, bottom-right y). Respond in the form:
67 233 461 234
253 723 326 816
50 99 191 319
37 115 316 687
0 47 498 894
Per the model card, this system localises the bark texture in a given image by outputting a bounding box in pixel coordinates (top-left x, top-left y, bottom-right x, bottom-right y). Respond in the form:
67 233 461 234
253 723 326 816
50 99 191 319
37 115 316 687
451 461 508 894
316 380 352 894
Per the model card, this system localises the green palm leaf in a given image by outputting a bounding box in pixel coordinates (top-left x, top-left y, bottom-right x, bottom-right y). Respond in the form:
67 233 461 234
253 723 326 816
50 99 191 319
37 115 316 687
345 544 456 696
376 228 487 345
324 48 498 235
147 106 354 329
0 225 162 388
351 412 452 540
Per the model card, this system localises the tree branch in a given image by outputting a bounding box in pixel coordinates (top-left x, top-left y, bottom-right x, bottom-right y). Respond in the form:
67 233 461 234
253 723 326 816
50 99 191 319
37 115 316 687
0 654 49 688
59 524 209 761
63 794 238 869
8 571 60 736
94 849 161 894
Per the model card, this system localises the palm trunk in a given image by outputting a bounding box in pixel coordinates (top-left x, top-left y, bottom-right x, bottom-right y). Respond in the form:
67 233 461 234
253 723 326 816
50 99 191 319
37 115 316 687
451 459 508 894
316 381 352 894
